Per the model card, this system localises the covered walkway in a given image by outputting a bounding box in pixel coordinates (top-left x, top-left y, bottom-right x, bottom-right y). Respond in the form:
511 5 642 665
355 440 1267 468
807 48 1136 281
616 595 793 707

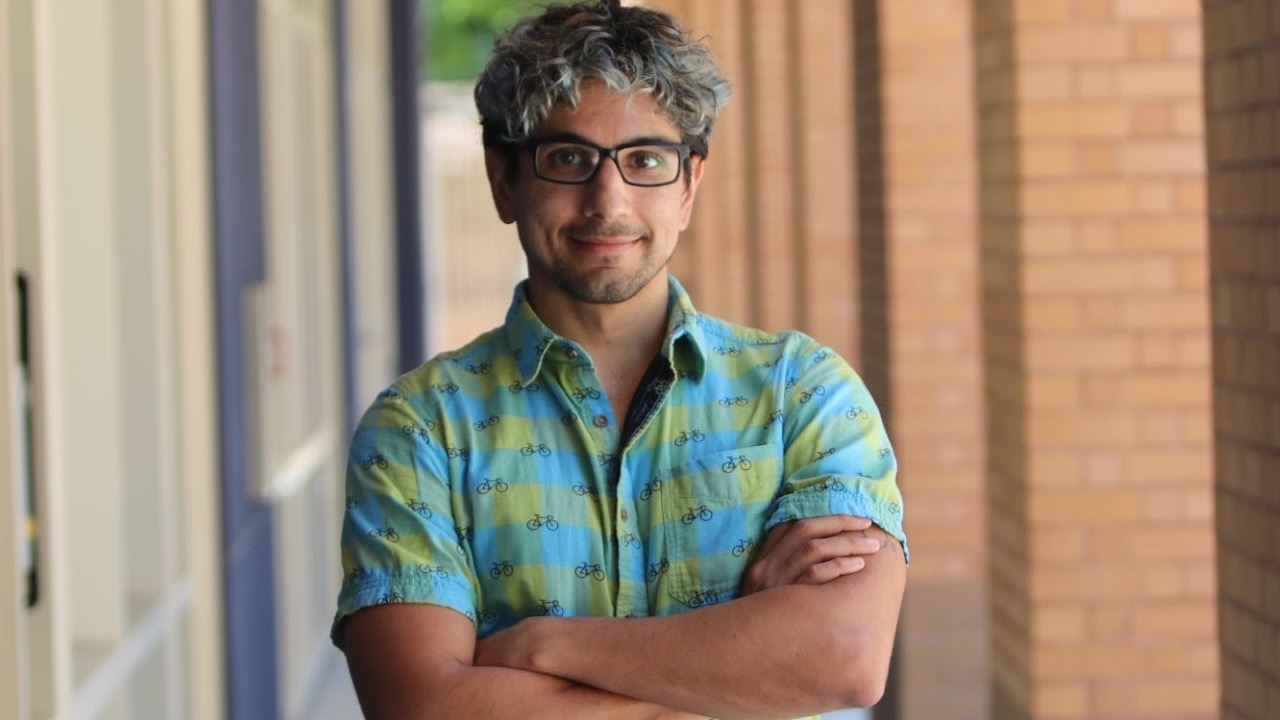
1 1 1277 719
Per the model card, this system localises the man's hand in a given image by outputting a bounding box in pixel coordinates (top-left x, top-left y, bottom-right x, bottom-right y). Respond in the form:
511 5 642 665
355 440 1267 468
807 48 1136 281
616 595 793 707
739 515 889 596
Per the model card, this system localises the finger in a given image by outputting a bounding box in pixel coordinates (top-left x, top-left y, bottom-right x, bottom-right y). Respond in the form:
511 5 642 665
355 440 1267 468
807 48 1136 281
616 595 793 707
862 526 893 545
837 530 887 557
744 516 879 591
790 532 880 565
782 533 880 583
785 521 882 560
742 533 841 591
794 555 867 585
793 514 873 536
803 524 891 554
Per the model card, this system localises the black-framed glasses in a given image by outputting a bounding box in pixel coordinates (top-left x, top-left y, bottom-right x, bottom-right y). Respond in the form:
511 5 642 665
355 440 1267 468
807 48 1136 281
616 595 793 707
522 137 692 187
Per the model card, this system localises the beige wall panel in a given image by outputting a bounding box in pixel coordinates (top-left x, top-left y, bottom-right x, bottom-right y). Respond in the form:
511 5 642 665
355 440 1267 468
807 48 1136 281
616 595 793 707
0 0 26 714
114 0 174 606
45 0 130 655
168 0 225 716
23 0 71 712
346 0 401 398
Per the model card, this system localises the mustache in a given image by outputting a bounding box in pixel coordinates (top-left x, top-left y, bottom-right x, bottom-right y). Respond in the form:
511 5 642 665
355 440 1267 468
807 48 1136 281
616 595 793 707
564 220 651 240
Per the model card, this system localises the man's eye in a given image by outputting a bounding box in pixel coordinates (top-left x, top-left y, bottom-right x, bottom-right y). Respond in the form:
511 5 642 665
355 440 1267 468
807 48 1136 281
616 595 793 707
547 148 591 166
629 152 664 169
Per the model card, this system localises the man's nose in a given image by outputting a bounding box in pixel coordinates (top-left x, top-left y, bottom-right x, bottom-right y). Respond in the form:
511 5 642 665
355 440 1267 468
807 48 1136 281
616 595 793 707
582 155 630 215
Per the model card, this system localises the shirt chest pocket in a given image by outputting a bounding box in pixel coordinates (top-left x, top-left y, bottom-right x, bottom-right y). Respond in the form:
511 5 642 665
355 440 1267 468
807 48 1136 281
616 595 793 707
655 443 781 610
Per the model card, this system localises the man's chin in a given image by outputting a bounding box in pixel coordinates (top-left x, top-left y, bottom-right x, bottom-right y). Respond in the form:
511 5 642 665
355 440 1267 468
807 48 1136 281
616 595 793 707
561 275 648 305
566 285 640 305
542 263 666 306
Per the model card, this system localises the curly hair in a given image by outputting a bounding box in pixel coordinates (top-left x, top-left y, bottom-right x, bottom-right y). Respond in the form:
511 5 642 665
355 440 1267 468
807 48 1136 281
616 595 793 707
474 0 731 158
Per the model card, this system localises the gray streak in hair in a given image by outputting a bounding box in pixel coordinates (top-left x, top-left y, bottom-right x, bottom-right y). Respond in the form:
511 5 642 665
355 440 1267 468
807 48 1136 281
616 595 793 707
474 1 731 158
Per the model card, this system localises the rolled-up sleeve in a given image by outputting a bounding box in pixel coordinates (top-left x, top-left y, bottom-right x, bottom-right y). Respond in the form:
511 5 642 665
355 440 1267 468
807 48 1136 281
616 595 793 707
767 342 909 562
331 389 478 647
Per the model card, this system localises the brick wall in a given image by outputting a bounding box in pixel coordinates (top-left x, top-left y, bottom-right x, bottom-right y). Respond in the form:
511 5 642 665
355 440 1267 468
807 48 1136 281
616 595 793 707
978 0 1218 717
649 1 1234 719
1202 1 1280 718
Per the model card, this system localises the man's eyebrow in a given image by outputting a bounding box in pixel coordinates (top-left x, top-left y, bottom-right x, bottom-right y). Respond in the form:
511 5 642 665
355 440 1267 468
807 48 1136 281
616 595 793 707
533 131 682 147
532 131 596 145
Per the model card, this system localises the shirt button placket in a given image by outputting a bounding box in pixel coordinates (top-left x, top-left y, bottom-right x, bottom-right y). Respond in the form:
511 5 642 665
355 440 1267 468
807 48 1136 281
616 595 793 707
615 463 635 615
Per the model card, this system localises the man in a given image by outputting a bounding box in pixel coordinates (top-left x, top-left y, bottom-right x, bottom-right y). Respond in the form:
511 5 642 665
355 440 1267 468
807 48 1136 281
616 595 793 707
334 2 907 719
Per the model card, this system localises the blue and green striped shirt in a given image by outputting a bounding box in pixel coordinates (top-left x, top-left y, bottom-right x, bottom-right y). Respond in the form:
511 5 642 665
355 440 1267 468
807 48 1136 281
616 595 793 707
334 277 906 704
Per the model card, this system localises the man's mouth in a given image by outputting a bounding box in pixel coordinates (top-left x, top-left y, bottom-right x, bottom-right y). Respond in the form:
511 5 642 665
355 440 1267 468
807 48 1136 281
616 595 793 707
570 235 640 246
565 221 649 247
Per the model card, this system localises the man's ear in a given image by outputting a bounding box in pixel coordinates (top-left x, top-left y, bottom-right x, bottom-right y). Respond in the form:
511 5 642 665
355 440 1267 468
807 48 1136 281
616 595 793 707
484 148 518 224
678 154 706 231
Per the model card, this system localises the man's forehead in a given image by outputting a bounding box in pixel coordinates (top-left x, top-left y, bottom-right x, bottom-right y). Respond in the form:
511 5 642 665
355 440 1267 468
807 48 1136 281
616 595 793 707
535 83 681 140
552 83 661 117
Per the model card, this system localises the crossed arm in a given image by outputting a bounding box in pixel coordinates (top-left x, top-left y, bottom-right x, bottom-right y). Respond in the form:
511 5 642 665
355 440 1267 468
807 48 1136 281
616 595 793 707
344 607 694 720
343 516 904 720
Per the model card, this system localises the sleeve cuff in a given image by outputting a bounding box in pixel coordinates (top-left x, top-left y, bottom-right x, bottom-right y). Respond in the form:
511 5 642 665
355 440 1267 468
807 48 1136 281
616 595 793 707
331 568 477 648
767 483 910 564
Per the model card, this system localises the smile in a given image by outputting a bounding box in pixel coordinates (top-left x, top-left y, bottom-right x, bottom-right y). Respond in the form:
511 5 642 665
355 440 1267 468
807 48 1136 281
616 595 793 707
569 236 641 250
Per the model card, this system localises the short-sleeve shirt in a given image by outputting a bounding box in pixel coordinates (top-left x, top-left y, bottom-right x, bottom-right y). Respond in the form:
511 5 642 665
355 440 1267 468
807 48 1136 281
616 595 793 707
334 276 907 653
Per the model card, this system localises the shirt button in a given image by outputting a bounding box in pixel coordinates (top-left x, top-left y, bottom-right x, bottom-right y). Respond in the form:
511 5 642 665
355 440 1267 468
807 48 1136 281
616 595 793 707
565 348 579 360
621 509 629 521
593 415 608 428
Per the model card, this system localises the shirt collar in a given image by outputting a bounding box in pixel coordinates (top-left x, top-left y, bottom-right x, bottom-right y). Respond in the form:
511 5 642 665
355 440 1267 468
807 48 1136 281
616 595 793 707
503 276 708 387
662 276 707 381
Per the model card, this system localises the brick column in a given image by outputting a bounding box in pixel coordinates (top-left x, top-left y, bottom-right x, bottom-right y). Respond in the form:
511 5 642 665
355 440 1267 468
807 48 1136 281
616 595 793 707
978 0 1218 718
1202 2 1280 719
855 1 988 719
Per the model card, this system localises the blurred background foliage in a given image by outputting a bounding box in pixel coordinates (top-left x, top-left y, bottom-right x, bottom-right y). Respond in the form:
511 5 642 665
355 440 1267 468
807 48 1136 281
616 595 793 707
421 0 543 82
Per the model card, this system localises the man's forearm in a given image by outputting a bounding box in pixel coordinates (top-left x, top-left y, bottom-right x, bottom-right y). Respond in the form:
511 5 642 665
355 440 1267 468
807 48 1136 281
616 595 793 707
491 589 859 719
480 546 906 720
359 659 705 720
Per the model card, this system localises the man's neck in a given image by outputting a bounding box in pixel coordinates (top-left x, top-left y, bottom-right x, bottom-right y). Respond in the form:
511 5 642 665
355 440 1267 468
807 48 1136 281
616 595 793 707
526 274 670 370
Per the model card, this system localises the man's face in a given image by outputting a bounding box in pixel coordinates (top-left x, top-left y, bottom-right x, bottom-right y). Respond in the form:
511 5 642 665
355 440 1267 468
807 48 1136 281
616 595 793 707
486 82 704 306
